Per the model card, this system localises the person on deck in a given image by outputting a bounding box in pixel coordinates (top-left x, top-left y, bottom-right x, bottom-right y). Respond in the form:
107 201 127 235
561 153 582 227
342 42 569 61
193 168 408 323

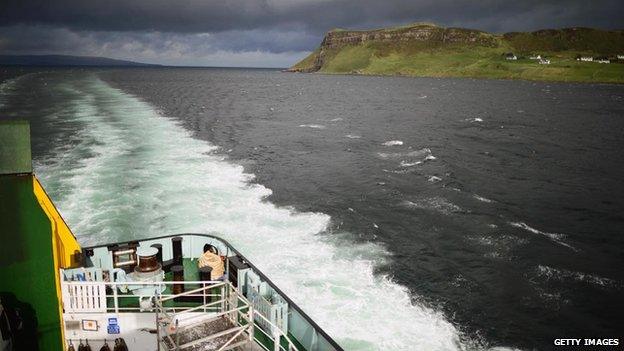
198 244 225 280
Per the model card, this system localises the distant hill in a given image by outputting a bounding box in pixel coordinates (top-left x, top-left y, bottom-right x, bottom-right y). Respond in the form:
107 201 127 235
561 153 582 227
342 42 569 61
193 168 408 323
0 55 159 67
289 23 624 83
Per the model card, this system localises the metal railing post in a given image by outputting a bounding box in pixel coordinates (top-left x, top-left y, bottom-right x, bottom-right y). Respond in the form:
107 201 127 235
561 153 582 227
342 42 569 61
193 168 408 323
155 308 161 351
203 282 206 313
112 284 119 314
248 305 254 343
273 328 281 351
175 319 180 351
221 284 226 313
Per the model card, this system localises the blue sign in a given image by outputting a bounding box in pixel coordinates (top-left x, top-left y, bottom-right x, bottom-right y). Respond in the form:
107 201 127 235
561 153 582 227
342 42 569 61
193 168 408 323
107 317 120 334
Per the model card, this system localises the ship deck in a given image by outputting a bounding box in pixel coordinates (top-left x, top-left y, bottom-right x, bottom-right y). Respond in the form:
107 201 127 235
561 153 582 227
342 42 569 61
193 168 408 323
108 258 220 309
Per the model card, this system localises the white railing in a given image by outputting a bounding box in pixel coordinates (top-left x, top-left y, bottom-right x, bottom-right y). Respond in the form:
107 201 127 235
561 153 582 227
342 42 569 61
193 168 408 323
253 293 289 337
61 281 107 312
253 311 300 351
61 280 224 314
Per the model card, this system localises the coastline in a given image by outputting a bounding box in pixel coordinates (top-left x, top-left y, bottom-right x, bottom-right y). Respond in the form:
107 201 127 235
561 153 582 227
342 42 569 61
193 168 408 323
286 69 624 85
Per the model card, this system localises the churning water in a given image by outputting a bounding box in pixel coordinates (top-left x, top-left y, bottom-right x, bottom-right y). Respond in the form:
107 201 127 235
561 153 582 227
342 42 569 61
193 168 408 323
1 68 623 350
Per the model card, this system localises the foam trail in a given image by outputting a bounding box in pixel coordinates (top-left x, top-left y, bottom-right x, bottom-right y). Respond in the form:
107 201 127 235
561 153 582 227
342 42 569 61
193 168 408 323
509 222 577 251
30 75 483 350
536 265 621 289
403 197 463 215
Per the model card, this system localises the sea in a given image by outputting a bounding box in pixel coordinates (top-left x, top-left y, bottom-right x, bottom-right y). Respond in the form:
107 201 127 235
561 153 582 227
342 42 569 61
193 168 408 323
1 67 623 351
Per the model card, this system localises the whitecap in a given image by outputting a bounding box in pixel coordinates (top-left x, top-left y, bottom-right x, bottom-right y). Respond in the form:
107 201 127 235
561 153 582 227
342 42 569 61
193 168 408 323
463 117 484 123
344 134 361 139
379 148 431 160
473 194 494 203
382 140 404 146
428 176 442 182
400 160 422 167
299 124 326 129
383 168 412 174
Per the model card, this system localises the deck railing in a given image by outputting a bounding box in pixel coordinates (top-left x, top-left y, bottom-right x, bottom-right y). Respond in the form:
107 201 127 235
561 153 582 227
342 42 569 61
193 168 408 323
155 281 254 351
61 279 300 351
61 280 224 314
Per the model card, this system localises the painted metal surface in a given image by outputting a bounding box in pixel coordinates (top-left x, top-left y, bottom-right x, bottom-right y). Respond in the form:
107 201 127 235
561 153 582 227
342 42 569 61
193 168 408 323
0 174 63 350
0 121 82 350
0 120 32 175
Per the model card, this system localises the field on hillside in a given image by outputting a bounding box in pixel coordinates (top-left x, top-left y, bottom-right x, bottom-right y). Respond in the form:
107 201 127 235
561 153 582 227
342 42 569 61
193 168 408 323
315 43 624 83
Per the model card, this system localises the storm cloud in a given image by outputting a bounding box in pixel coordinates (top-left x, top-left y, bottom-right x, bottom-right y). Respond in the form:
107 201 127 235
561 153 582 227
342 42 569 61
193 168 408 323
1 0 623 67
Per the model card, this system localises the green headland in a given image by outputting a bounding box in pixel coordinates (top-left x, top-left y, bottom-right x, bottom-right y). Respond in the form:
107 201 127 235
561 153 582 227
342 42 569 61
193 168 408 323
289 23 624 83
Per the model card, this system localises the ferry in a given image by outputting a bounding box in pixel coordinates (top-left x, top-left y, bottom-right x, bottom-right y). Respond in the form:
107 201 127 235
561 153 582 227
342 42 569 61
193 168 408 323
0 120 343 351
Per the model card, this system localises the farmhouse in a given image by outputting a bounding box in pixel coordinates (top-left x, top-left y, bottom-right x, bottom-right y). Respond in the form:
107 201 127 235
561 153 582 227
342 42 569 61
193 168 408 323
504 53 517 60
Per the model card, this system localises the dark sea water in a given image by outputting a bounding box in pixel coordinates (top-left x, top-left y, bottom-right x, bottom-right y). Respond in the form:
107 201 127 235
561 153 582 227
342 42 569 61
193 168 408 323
1 67 623 350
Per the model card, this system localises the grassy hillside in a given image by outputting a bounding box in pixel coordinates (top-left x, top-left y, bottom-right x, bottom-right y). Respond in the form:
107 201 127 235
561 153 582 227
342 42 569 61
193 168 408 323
290 24 624 83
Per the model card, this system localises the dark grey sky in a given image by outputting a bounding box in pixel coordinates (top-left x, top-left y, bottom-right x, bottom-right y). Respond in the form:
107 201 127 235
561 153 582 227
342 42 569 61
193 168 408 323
1 0 623 67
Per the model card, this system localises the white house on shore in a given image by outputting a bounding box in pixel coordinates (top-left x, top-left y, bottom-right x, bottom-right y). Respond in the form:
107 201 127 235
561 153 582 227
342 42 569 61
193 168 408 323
538 58 551 65
529 54 542 60
618 55 624 60
505 53 517 60
578 56 593 62
595 58 610 64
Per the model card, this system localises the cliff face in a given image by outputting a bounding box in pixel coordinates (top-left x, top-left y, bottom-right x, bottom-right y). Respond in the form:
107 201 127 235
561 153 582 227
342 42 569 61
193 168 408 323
321 25 496 49
290 24 499 72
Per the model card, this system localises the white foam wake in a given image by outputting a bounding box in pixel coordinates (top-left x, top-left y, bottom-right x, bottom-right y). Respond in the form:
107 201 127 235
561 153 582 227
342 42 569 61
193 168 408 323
31 76 479 351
